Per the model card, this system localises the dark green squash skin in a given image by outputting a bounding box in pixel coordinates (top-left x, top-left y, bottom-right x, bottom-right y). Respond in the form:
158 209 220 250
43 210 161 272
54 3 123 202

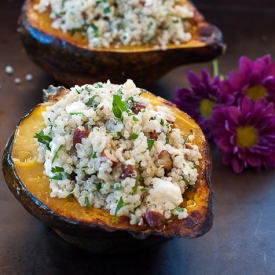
19 0 225 87
2 107 213 254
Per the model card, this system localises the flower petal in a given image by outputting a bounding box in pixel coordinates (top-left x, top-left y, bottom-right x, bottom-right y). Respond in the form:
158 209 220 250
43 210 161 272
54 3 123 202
187 71 203 90
239 56 253 75
248 70 261 86
231 156 244 173
241 96 253 114
246 152 261 168
228 72 246 90
218 138 232 153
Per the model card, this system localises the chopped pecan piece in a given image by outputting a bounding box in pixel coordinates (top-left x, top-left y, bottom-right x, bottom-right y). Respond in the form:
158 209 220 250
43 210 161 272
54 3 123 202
164 113 176 124
149 131 158 140
101 149 118 163
143 211 165 230
185 143 193 150
128 101 146 114
158 150 173 173
73 129 90 149
121 164 134 179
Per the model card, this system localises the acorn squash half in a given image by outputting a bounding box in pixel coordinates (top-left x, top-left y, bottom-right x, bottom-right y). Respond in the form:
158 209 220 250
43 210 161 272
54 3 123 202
2 88 213 254
20 0 225 87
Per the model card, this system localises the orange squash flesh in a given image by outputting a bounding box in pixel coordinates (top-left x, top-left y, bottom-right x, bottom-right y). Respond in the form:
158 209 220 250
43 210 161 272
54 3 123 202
2 89 213 253
10 91 212 235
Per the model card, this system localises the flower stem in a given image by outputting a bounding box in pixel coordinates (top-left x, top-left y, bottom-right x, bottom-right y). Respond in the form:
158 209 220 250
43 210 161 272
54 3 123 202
212 59 219 77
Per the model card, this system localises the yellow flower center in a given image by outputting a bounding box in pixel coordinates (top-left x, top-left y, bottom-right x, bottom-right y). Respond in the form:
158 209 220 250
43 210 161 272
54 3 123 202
246 85 266 101
199 99 216 119
236 126 258 148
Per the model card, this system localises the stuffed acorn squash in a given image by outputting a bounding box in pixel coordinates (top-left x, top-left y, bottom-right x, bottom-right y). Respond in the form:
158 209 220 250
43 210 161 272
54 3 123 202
20 0 225 86
2 81 213 253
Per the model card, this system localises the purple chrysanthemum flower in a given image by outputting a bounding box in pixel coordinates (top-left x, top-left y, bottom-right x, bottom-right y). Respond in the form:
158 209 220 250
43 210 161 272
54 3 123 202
221 54 275 105
172 69 234 139
212 96 275 173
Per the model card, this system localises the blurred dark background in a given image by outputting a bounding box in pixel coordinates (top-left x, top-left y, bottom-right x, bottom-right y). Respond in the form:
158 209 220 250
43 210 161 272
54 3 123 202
1 1 275 274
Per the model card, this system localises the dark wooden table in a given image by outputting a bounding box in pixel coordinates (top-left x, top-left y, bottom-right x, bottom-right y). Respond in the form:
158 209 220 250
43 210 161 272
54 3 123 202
1 1 275 274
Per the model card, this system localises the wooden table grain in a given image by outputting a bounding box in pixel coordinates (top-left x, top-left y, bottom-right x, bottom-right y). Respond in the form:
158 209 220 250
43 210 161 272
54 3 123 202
1 1 275 274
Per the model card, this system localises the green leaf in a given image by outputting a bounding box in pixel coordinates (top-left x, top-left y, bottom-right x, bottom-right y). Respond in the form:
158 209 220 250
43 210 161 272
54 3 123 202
174 206 184 212
130 133 139 139
132 116 139 121
113 95 127 111
166 136 169 144
33 130 52 150
93 82 103 88
117 131 122 137
132 181 138 193
139 176 144 185
104 6 110 13
147 138 154 151
112 105 122 119
91 151 97 159
86 95 97 106
140 187 146 192
49 173 63 180
183 134 189 146
66 190 74 198
113 184 123 190
160 119 164 126
84 196 91 207
90 23 99 37
52 145 63 163
51 166 64 173
187 184 194 192
112 197 130 222
95 182 102 192
69 112 83 115
112 95 127 119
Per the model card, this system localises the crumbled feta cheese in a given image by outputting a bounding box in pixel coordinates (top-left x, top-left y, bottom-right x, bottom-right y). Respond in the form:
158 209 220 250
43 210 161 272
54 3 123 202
66 101 87 113
149 178 183 207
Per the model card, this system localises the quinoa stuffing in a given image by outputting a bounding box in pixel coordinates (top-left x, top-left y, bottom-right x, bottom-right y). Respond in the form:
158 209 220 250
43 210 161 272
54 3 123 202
34 80 201 227
34 0 194 50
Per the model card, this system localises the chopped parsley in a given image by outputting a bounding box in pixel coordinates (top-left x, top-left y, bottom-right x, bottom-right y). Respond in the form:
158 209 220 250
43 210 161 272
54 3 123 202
51 166 64 173
173 206 184 212
52 145 63 163
113 184 123 190
139 176 144 185
69 112 83 115
84 197 91 207
130 132 139 139
66 189 74 198
112 196 130 222
183 134 189 146
91 151 97 159
49 173 63 180
86 95 97 107
147 138 154 151
112 94 127 119
90 23 99 37
33 130 52 150
95 182 102 192
187 184 194 192
132 181 138 193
